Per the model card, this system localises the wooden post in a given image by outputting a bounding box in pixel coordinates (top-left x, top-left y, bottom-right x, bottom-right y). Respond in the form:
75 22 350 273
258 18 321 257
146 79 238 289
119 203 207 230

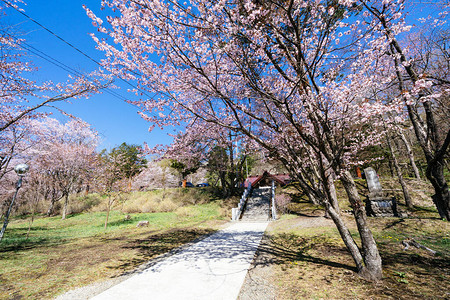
356 167 362 178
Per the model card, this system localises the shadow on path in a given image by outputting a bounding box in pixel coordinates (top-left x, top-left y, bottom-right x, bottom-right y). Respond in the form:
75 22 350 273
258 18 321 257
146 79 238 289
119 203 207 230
92 222 269 300
107 228 216 275
109 222 354 279
252 233 356 272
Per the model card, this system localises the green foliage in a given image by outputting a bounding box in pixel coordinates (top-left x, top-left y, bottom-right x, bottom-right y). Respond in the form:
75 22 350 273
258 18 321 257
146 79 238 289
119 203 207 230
100 142 147 181
393 271 409 284
205 145 253 196
169 159 199 179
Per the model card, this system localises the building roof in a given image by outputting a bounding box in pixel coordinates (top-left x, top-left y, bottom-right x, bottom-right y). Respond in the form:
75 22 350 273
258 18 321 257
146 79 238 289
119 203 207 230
244 171 290 188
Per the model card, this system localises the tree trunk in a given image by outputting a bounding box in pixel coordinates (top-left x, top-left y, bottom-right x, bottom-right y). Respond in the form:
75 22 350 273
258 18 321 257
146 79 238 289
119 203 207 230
326 170 340 214
46 199 55 217
306 190 320 205
294 168 321 205
105 197 112 230
26 212 35 239
325 203 365 272
399 131 421 180
219 170 231 197
387 134 413 208
381 30 450 220
62 193 69 220
405 100 450 219
427 160 450 220
387 154 395 178
322 177 376 279
340 171 382 281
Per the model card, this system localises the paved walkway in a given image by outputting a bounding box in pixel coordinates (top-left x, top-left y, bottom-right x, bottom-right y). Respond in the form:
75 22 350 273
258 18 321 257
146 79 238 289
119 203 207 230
91 222 268 300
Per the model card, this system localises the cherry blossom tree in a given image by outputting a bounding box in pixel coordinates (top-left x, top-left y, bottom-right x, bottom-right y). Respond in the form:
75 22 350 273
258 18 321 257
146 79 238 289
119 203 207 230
0 118 51 221
85 0 445 280
0 117 98 241
0 24 109 132
131 159 179 190
20 167 49 238
0 119 41 181
31 118 99 219
361 0 450 220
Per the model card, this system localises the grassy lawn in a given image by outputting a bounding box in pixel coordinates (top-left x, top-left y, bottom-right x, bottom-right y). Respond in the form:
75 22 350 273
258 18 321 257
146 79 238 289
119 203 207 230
259 184 450 299
0 202 228 299
2 181 449 299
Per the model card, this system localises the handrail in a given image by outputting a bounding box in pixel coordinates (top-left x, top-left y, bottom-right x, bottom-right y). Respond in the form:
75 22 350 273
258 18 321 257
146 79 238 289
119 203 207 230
232 181 252 221
271 180 277 220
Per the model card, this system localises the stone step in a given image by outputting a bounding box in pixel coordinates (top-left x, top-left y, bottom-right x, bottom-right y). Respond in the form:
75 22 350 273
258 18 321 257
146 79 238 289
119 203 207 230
240 187 271 221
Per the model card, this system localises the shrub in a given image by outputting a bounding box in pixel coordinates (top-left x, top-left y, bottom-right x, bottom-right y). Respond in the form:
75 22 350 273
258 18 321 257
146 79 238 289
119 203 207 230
70 194 102 214
276 193 292 214
175 206 199 218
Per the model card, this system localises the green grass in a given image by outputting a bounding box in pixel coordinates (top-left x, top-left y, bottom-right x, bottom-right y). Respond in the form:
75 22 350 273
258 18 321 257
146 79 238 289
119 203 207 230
0 201 227 299
2 202 223 246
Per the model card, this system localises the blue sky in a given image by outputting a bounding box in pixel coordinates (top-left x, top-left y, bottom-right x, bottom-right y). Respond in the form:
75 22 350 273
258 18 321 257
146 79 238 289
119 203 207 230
3 0 171 151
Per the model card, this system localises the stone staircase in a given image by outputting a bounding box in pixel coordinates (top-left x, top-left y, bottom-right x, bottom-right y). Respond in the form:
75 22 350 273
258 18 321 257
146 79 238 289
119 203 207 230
240 187 271 221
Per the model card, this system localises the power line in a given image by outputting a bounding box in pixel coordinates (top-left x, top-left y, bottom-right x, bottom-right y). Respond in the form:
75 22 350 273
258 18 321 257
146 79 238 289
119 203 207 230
1 0 157 102
20 43 131 102
0 28 131 104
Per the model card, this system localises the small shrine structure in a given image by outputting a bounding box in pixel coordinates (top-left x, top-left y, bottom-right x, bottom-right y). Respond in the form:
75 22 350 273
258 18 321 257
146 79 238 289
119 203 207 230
244 171 290 188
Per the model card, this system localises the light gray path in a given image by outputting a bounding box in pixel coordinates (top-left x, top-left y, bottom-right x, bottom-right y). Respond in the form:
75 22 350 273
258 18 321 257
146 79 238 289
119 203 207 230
91 222 268 300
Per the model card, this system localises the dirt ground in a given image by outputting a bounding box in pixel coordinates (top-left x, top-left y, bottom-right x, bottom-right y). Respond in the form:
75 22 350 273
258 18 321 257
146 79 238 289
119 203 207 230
238 210 450 300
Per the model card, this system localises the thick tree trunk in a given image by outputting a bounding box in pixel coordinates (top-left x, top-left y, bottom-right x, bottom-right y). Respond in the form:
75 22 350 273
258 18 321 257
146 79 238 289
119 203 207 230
326 171 340 214
46 199 55 217
325 203 365 272
399 131 421 180
426 160 450 220
404 104 450 219
380 28 450 220
322 177 375 278
340 171 382 281
301 104 382 280
387 134 413 208
62 193 69 220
